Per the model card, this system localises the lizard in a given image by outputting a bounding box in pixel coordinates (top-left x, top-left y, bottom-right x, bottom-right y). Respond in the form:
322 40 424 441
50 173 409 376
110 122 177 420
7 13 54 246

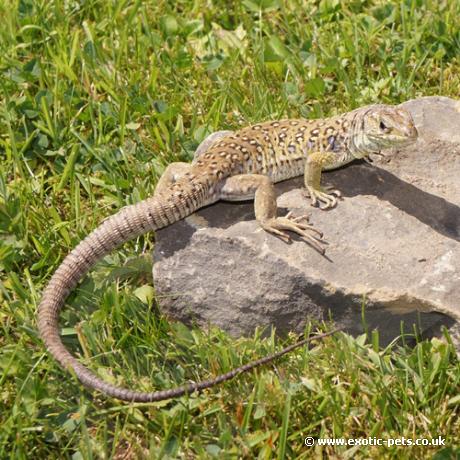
37 103 418 402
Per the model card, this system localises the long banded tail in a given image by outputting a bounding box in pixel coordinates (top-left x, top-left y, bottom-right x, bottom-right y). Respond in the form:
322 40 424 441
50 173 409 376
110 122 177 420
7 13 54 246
38 186 340 402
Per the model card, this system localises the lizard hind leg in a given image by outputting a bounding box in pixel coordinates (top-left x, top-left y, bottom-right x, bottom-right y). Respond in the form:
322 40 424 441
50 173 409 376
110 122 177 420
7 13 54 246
220 174 325 254
155 131 234 196
154 162 193 195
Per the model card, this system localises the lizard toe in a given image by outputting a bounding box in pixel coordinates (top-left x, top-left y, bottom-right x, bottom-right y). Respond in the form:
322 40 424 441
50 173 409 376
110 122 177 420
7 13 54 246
306 187 339 210
260 217 326 254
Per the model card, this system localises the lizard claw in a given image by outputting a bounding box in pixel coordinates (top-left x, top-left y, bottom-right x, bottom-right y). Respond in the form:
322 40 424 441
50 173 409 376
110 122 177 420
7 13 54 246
260 213 326 254
305 187 342 210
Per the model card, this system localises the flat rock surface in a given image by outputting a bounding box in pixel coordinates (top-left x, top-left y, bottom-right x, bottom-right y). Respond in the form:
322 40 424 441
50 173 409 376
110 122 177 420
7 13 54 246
153 96 460 345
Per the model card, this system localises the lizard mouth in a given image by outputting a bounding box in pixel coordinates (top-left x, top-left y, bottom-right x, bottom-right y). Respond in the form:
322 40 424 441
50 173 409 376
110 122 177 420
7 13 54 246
380 134 418 149
366 134 416 162
364 151 384 163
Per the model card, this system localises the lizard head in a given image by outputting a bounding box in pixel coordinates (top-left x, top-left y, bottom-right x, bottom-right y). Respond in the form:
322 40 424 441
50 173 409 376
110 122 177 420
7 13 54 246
352 104 418 157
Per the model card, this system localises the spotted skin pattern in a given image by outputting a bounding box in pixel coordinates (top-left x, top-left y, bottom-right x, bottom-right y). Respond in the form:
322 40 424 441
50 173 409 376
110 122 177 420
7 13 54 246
199 117 351 181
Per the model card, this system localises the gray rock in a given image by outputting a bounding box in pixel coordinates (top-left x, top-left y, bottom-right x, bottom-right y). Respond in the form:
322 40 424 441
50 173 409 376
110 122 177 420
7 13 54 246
153 97 460 346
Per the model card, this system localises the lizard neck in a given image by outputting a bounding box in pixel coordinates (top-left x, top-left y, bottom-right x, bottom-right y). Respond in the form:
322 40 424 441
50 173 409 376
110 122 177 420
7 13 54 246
347 105 382 158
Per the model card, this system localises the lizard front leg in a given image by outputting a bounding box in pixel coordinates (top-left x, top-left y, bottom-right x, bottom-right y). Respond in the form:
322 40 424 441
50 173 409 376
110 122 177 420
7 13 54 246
220 174 325 254
304 151 342 209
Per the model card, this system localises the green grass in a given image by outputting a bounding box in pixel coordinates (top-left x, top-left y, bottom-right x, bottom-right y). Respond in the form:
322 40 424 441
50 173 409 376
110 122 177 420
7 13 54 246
1 0 459 458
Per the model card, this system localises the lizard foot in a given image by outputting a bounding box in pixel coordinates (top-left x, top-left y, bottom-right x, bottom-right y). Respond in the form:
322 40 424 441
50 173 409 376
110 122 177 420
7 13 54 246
260 211 325 254
305 186 342 210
